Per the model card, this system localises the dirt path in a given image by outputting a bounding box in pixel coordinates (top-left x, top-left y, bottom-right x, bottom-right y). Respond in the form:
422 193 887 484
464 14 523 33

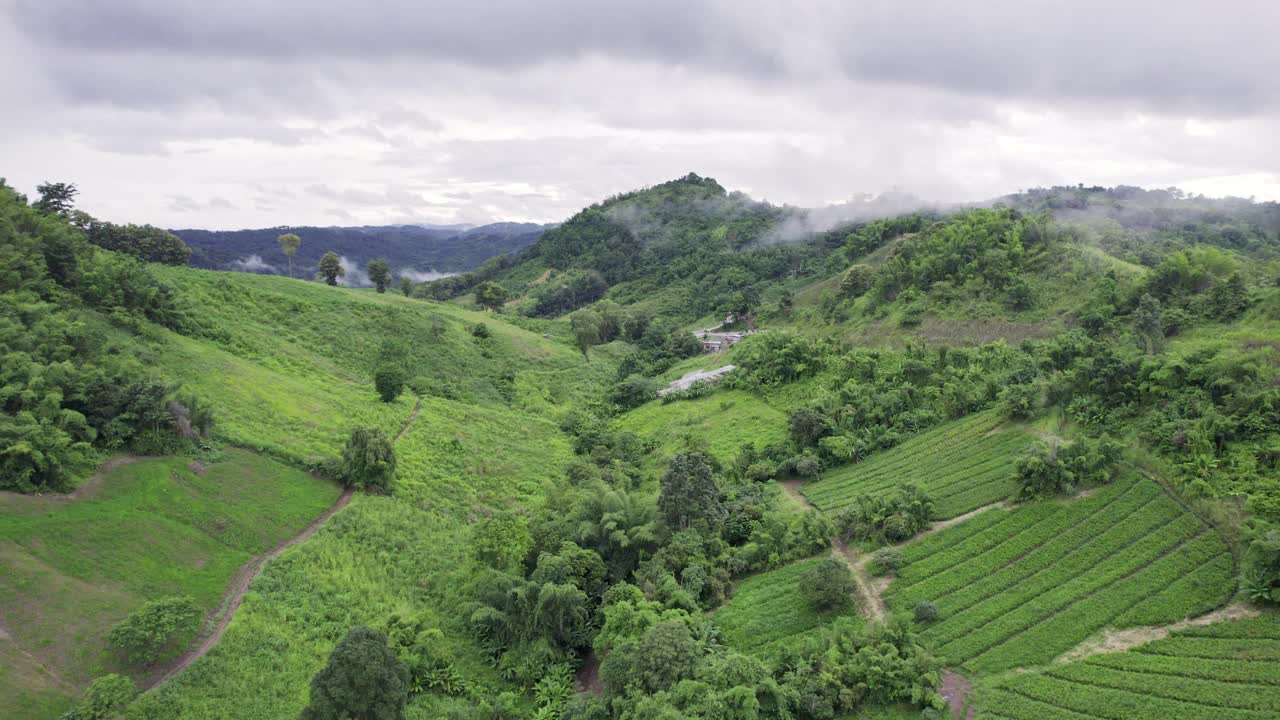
149 486 355 687
1054 602 1259 664
0 455 142 503
148 396 423 688
831 539 887 624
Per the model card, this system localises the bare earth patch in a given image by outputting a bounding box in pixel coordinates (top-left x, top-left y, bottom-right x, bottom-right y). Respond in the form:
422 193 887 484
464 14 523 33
940 671 975 720
1054 602 1260 664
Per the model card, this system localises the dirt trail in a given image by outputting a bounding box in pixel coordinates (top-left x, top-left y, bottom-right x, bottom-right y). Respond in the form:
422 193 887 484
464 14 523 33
831 539 887 623
150 486 355 686
1054 602 1259 664
149 396 423 688
0 455 142 503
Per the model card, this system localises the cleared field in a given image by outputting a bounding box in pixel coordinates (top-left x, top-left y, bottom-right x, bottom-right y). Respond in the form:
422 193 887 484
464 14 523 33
886 473 1235 674
0 451 339 719
614 389 789 468
975 614 1280 720
713 557 861 656
802 411 1035 519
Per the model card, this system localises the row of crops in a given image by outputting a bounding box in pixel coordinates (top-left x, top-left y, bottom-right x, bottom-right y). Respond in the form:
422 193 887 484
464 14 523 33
712 556 861 656
800 410 1036 519
975 614 1280 719
885 473 1236 674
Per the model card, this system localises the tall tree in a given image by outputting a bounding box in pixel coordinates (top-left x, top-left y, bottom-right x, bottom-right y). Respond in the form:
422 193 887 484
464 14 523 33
570 310 601 361
1133 293 1163 354
277 233 301 278
299 627 409 720
398 276 412 297
340 427 397 492
657 452 724 531
34 181 78 216
318 251 345 286
367 259 392 293
473 280 510 311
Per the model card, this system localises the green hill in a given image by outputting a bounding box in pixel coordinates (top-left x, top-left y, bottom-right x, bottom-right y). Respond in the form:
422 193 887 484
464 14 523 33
5 175 1280 720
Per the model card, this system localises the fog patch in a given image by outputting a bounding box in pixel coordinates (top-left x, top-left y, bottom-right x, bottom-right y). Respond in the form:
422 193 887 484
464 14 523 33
763 190 950 244
399 268 457 282
231 254 277 273
337 255 369 287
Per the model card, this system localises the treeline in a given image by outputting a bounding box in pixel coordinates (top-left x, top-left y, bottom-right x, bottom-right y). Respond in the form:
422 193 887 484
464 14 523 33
0 181 209 492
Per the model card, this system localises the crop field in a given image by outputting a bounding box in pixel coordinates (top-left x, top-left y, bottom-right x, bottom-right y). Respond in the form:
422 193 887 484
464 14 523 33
974 614 1280 720
0 451 339 719
713 557 861 657
886 473 1235 674
614 389 788 468
801 411 1036 519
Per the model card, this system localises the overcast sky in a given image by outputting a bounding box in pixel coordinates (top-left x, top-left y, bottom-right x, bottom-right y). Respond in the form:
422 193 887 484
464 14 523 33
2 1 1278 230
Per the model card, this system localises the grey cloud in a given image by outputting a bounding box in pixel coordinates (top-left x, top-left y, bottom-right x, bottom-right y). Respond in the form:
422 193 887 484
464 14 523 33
231 254 277 272
12 1 1279 115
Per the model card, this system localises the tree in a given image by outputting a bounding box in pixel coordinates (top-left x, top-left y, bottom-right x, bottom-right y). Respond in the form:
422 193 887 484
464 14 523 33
799 558 856 611
299 627 409 720
340 427 396 493
277 233 301 278
474 281 510 311
318 251 345 286
1134 293 1163 354
108 596 202 665
657 452 724 531
368 259 392 293
34 181 78 216
914 601 940 624
570 311 601 361
840 263 874 298
789 408 832 448
373 364 406 403
398 276 412 297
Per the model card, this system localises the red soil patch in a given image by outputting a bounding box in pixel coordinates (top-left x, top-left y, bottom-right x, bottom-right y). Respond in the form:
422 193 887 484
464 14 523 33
940 670 974 719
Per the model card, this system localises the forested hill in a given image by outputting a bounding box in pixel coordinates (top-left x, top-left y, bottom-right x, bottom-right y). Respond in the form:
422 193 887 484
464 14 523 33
174 221 549 283
423 174 1280 334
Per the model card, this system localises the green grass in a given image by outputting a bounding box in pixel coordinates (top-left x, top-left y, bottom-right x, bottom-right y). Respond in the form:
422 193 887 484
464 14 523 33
614 389 788 468
713 556 861 657
0 450 339 718
974 614 1280 720
802 411 1036 519
886 472 1235 674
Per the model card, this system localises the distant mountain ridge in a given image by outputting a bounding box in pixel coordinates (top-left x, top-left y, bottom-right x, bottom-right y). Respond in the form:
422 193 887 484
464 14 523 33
172 221 551 285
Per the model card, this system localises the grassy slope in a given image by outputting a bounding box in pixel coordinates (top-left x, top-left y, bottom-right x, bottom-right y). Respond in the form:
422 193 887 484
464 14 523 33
116 270 604 719
713 557 862 658
613 390 788 470
0 451 338 718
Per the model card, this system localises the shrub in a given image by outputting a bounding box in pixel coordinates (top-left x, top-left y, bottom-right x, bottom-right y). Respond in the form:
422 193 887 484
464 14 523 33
798 558 856 612
470 322 491 339
340 427 397 493
913 601 940 624
374 364 407 403
869 547 905 577
108 596 202 665
1015 435 1121 500
609 375 659 409
59 674 136 720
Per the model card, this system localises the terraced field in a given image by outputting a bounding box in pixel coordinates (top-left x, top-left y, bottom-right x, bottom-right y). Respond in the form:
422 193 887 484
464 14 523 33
887 473 1235 674
801 411 1036 519
975 614 1280 719
713 557 861 657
